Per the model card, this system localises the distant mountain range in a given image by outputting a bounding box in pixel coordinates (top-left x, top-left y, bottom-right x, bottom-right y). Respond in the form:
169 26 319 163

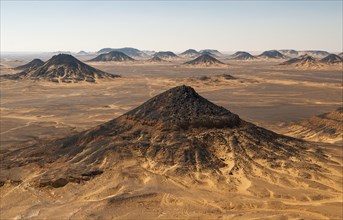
279 54 324 68
278 50 330 58
89 51 135 62
280 53 342 67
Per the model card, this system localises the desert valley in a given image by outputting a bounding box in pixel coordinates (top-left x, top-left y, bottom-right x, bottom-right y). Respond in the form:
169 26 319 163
0 47 342 219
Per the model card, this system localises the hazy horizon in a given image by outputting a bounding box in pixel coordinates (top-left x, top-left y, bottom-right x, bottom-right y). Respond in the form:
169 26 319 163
1 1 342 52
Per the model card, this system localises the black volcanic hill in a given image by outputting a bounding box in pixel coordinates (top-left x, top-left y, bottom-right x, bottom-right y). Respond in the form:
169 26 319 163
179 49 200 57
258 50 287 59
184 54 225 66
0 85 333 190
96 47 145 57
320 54 343 64
231 51 256 60
278 49 299 57
14 59 44 71
114 47 146 57
89 51 135 62
146 55 167 63
302 50 329 57
76 50 89 55
280 54 323 68
97 48 113 54
124 86 240 129
199 49 222 57
5 54 120 83
154 51 178 59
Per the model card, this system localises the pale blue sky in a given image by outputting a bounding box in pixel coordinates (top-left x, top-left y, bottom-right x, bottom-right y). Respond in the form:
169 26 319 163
1 1 342 52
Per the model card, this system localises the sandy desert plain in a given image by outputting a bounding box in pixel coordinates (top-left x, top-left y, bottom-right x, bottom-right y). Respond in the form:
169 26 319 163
0 53 342 219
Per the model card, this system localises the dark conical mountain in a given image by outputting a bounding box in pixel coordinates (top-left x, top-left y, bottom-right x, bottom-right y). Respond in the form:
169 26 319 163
184 54 226 66
0 85 333 191
76 50 89 55
96 47 145 57
114 47 146 57
97 48 114 54
154 51 178 59
124 85 240 129
280 57 301 65
280 54 324 68
301 50 329 58
89 51 135 62
320 54 343 64
146 55 167 63
5 54 120 83
14 59 44 71
231 51 256 60
179 49 200 57
199 49 222 57
279 49 299 57
258 50 287 59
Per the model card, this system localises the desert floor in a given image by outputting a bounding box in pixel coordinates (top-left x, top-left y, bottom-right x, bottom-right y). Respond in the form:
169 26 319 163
0 57 342 219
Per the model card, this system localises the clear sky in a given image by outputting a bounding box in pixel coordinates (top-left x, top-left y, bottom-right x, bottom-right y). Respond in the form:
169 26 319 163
1 0 342 52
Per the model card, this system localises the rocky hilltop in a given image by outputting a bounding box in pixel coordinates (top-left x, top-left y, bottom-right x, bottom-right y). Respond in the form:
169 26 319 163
179 49 200 58
3 54 120 83
154 51 178 59
199 49 222 57
278 49 299 58
89 51 135 62
76 50 89 55
96 47 146 57
146 55 168 63
184 54 226 67
231 51 256 60
258 50 287 59
320 54 343 64
279 50 330 58
299 50 330 58
280 54 324 68
14 59 44 71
